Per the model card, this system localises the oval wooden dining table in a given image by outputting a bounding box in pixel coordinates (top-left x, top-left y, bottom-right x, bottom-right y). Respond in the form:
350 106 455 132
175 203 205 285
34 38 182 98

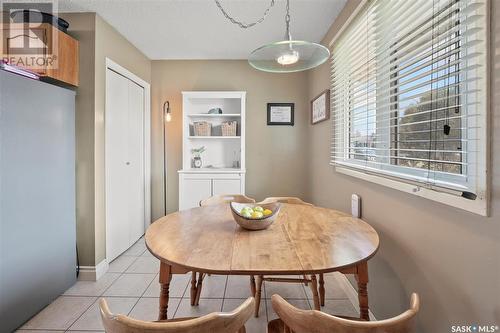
145 203 379 321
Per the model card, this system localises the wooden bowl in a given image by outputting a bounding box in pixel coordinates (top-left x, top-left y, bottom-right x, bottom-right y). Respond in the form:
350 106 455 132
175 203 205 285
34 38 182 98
230 202 281 231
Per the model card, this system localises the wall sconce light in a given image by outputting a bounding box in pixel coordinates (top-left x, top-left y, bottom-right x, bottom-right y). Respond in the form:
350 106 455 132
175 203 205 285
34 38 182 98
163 101 172 122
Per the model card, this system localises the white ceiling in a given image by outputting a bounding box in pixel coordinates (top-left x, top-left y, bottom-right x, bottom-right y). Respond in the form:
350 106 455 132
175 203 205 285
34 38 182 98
58 0 346 60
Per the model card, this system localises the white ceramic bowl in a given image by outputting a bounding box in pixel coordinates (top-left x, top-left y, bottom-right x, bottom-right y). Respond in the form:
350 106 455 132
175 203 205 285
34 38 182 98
230 202 281 231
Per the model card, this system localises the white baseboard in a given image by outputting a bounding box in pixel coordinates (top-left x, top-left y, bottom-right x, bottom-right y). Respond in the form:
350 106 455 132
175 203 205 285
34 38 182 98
78 259 109 281
332 272 377 321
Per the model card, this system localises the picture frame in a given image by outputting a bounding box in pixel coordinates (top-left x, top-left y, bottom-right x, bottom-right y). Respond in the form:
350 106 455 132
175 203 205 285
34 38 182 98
311 89 330 124
267 103 294 126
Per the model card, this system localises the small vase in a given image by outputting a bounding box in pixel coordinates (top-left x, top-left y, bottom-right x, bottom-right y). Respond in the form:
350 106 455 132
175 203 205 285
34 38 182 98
193 156 202 168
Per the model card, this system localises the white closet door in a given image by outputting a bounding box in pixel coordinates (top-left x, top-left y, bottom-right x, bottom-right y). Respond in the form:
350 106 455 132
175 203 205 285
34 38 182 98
105 69 145 262
127 80 145 243
106 70 131 262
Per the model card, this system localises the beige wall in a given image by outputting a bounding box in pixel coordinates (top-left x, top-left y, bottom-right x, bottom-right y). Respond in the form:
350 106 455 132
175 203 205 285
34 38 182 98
150 60 309 219
61 13 151 266
306 1 500 332
60 12 96 267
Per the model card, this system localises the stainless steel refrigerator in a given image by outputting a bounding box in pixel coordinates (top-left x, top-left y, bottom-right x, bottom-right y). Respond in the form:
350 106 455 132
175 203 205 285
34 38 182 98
0 69 76 333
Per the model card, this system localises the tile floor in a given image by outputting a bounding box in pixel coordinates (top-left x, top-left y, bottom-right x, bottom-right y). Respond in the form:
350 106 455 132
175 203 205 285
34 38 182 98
17 237 358 333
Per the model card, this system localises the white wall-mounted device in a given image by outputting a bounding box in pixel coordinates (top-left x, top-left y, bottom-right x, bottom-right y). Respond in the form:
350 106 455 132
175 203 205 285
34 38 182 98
351 194 361 218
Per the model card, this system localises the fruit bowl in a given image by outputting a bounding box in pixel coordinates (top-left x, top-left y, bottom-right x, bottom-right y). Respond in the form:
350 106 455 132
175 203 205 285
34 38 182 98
230 202 281 231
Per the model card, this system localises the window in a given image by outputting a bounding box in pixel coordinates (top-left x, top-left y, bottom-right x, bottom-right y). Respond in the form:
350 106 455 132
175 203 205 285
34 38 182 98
331 0 488 215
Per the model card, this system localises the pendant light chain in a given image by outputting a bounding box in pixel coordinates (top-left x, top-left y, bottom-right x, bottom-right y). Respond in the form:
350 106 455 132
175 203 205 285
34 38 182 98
285 0 292 40
213 0 330 73
214 0 275 29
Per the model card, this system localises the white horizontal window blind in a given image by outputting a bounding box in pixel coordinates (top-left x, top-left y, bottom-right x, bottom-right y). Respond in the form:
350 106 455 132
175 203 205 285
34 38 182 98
331 0 488 210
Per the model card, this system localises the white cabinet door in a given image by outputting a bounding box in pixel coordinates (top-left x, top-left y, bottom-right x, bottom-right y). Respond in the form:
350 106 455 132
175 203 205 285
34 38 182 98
105 70 131 262
212 178 241 196
181 178 212 210
127 80 145 244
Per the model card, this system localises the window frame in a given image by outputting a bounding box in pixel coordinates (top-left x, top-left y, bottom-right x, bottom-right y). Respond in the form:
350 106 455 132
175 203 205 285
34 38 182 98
329 0 490 216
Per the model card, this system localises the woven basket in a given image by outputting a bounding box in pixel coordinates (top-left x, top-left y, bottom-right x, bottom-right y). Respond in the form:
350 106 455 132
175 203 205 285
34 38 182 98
221 121 237 136
193 121 211 136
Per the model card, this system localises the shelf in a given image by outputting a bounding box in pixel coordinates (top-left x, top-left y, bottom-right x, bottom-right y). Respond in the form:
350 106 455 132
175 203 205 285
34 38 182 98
187 113 241 117
180 92 246 210
188 136 240 139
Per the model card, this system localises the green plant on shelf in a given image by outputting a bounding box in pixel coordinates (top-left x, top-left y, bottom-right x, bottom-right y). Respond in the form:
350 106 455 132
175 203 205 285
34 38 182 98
191 146 206 158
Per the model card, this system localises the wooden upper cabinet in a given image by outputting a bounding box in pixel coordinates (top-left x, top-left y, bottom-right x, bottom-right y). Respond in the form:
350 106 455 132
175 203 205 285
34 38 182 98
1 23 79 86
45 24 79 86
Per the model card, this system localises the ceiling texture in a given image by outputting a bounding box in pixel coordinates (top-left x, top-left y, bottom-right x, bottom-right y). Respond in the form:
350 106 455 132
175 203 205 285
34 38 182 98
58 0 347 60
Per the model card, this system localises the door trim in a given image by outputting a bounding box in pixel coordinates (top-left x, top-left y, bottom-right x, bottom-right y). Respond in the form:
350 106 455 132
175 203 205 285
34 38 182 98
105 58 151 262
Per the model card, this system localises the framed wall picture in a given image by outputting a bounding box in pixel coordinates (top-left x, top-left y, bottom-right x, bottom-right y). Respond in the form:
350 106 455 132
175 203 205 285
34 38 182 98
311 89 330 124
267 103 294 126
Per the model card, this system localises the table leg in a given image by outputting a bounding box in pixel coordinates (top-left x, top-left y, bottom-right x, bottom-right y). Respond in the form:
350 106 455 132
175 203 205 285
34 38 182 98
356 261 370 321
254 275 263 317
158 262 172 320
190 272 198 306
310 275 321 310
319 273 325 306
194 272 205 306
250 275 256 297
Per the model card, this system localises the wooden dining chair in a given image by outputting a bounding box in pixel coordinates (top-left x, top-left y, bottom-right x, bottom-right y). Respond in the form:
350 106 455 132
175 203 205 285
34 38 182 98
268 293 420 333
251 197 321 317
100 297 255 333
199 194 256 207
190 194 257 306
258 197 313 206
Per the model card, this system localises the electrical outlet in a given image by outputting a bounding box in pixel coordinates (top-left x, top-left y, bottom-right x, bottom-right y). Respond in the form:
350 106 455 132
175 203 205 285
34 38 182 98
351 194 361 218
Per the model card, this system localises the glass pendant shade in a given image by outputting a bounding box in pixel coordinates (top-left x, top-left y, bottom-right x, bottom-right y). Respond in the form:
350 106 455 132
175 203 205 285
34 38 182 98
248 40 330 73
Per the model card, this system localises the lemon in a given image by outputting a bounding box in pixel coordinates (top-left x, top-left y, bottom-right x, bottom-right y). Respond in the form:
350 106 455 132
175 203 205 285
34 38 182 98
263 209 273 216
251 211 264 219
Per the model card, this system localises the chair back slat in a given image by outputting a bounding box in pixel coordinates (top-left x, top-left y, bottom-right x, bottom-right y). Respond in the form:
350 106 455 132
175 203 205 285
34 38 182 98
100 297 254 333
259 197 313 206
200 194 256 207
271 294 419 333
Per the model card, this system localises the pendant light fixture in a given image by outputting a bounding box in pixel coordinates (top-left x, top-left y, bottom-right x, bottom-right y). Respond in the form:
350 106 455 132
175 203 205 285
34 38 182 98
215 0 330 73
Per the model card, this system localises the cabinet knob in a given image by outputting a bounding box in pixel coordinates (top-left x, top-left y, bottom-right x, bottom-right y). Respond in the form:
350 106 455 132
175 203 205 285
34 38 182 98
126 162 130 165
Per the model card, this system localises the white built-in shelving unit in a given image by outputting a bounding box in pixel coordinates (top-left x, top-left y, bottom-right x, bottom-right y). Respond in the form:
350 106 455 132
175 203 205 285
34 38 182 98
178 91 246 210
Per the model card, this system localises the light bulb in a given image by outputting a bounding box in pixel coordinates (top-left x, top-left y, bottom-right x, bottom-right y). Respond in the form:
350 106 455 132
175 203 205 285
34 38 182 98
276 50 299 66
166 112 172 122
